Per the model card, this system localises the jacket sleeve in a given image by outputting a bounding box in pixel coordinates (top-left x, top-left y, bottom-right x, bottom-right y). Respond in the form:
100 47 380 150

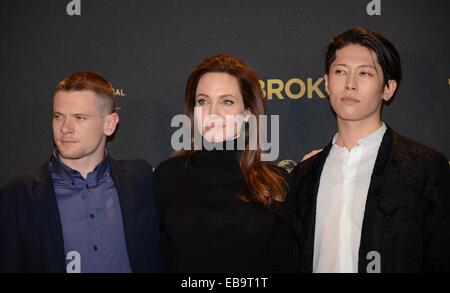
268 170 300 272
134 160 163 272
423 154 450 272
153 161 173 272
0 182 24 272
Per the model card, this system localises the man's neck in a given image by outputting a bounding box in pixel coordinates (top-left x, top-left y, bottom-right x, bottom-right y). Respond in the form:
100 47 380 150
59 151 106 179
336 118 383 150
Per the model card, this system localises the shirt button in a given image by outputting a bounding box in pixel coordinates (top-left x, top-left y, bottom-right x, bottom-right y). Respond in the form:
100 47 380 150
90 214 95 219
86 184 89 189
93 245 98 251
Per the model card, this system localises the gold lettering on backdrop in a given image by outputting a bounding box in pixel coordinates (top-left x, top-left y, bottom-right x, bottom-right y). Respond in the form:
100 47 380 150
285 78 305 100
112 88 127 96
258 80 267 98
259 78 326 100
266 79 284 100
277 159 298 173
308 78 325 98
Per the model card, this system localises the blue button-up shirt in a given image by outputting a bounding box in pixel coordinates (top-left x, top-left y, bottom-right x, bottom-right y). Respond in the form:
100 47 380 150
50 150 132 273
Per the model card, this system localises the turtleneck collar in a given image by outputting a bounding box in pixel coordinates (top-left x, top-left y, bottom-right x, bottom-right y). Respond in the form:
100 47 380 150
190 138 242 170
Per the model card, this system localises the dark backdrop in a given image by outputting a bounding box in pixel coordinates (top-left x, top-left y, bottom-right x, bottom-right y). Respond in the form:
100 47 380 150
1 0 449 183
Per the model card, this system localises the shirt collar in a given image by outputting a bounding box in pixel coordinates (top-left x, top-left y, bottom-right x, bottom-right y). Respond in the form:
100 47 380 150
50 149 110 184
332 122 386 148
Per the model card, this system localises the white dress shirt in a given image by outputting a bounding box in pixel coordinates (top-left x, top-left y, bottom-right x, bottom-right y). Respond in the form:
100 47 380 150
313 123 386 273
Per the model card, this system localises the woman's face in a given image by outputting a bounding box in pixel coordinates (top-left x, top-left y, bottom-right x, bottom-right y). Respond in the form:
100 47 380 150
194 72 250 143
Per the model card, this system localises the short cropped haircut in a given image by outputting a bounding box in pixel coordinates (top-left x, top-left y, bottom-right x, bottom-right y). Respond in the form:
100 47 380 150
55 71 116 114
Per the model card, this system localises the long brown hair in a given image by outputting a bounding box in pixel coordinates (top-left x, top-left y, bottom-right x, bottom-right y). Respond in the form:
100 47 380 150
175 54 287 210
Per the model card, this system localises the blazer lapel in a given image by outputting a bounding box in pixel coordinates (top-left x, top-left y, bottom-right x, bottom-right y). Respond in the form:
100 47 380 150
299 142 332 272
358 126 396 272
32 159 66 268
108 156 137 269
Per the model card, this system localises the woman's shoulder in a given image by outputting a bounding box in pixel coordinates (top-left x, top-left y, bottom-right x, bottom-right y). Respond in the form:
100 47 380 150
154 156 188 180
266 162 290 177
154 156 189 177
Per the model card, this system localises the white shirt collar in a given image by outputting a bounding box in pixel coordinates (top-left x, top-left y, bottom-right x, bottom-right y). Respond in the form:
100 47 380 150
332 122 387 148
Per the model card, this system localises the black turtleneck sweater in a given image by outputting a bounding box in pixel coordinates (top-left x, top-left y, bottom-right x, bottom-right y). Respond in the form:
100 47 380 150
154 145 296 273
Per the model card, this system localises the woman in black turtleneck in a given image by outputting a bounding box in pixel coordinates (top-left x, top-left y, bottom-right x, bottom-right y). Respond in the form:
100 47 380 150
154 54 296 273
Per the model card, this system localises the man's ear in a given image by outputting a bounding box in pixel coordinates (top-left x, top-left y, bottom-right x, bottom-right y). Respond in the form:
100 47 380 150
324 74 329 96
104 113 120 136
382 80 397 102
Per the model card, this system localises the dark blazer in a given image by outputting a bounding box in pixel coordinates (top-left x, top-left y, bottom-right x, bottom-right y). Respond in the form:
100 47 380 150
288 126 450 273
0 155 162 273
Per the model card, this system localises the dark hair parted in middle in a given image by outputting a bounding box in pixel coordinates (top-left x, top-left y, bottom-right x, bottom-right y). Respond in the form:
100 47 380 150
325 27 402 97
176 54 287 210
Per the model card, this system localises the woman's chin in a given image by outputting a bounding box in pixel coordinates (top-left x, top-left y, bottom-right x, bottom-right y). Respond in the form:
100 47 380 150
203 135 222 143
202 129 240 143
